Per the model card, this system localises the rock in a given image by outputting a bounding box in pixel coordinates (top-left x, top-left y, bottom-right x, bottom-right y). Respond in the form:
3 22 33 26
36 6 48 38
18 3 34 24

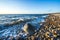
8 36 15 40
23 23 37 35
15 35 22 40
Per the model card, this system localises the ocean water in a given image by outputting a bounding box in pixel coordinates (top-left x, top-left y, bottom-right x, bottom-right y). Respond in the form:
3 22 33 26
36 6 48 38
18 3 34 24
0 14 48 39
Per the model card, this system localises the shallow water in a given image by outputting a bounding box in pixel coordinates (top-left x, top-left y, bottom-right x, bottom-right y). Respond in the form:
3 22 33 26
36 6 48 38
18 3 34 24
0 14 48 39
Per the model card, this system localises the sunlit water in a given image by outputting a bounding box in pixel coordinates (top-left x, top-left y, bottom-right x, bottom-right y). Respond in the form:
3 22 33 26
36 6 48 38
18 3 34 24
0 14 48 39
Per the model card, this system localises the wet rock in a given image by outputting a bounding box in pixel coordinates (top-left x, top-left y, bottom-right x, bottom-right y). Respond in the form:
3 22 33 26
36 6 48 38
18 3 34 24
23 23 37 35
8 36 15 40
15 35 22 40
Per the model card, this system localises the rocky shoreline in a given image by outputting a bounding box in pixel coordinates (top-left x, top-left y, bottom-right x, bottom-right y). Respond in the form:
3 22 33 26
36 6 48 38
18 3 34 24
0 14 60 40
26 14 60 40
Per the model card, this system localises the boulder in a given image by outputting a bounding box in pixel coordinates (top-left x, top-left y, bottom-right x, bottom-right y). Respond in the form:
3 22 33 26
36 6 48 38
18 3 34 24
23 23 37 35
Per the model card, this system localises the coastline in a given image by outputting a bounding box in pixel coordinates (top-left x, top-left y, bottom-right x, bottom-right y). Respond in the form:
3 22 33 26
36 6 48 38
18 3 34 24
0 14 60 40
26 13 60 40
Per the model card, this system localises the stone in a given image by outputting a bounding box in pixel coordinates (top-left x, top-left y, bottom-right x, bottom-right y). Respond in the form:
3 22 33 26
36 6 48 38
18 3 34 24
23 23 37 35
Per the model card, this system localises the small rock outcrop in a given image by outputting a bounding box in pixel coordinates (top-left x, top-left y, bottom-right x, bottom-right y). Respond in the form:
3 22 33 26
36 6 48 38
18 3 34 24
23 23 37 35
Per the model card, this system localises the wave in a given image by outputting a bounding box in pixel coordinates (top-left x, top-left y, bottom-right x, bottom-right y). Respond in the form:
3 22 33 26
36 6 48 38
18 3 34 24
4 17 38 27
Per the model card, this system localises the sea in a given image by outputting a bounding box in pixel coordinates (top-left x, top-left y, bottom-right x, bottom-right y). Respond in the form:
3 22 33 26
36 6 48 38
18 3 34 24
0 14 48 39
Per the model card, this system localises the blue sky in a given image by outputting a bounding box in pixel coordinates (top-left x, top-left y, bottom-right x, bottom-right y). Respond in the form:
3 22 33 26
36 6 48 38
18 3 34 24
0 0 60 14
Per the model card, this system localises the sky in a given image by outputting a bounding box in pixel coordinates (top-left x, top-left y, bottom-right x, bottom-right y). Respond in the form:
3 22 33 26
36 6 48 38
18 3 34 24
0 0 60 14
